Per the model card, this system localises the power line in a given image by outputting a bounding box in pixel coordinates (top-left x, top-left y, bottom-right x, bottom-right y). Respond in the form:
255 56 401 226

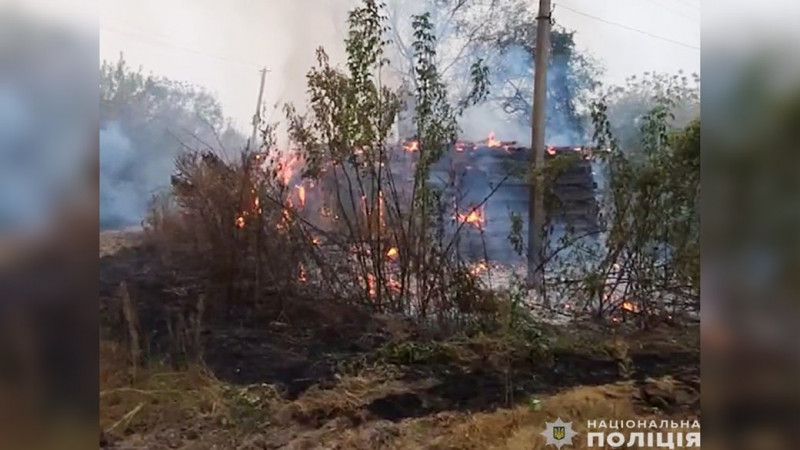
643 0 699 23
555 3 700 50
670 0 700 10
101 25 263 69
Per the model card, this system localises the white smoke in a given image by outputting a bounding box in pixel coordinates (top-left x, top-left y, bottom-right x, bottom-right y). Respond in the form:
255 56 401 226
99 122 160 229
383 0 592 146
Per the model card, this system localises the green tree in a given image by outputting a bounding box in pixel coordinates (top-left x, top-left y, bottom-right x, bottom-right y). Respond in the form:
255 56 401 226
600 71 700 155
285 0 488 316
387 0 601 141
580 85 700 324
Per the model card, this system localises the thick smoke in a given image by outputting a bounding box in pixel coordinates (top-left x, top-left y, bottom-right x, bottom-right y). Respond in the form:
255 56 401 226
99 0 365 230
98 116 246 230
602 71 700 154
100 122 164 229
384 0 591 146
99 60 248 230
458 55 584 146
269 0 361 125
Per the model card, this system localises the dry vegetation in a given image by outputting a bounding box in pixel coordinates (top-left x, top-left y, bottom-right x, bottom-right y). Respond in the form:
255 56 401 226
99 317 697 449
99 2 699 448
100 230 698 449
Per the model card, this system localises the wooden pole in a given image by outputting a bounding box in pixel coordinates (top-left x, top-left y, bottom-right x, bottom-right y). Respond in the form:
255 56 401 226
527 0 551 306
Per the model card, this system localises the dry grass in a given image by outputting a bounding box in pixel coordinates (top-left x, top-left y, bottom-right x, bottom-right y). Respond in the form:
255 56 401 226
99 228 143 258
99 228 698 448
274 365 408 427
345 381 697 449
420 383 646 450
100 336 697 449
99 341 236 442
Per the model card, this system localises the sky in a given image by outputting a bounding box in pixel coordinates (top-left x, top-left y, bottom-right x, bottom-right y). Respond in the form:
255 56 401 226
99 0 700 134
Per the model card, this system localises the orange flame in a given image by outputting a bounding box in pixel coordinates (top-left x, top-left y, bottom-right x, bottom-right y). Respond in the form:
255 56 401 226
277 198 292 230
367 273 376 298
486 132 501 148
546 146 556 156
298 264 307 282
403 140 419 152
311 236 320 246
470 260 489 276
235 216 245 228
296 185 306 208
386 247 399 260
621 301 638 313
277 153 303 186
456 207 485 229
378 190 385 225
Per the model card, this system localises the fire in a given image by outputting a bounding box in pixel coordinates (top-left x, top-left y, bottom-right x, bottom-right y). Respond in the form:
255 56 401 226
386 247 399 260
277 198 292 230
367 273 376 298
359 192 386 229
276 152 303 186
298 264 307 282
455 141 465 152
621 300 639 313
387 276 401 293
546 146 556 156
403 140 419 152
378 191 385 227
361 272 402 297
235 216 245 228
311 236 321 246
456 207 485 229
470 260 488 276
486 132 501 148
296 185 306 208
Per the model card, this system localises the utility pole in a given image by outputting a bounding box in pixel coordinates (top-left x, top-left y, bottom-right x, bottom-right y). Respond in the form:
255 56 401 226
250 67 268 150
527 0 551 303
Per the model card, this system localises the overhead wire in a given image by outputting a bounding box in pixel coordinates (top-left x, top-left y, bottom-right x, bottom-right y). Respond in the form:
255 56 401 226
555 3 700 51
100 24 263 69
642 0 700 23
670 0 700 10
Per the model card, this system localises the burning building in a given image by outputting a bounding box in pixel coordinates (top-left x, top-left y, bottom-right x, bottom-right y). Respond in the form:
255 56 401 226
394 135 600 265
255 131 600 285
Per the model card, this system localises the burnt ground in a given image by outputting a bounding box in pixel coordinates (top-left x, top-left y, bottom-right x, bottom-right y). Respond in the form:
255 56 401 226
99 231 700 448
